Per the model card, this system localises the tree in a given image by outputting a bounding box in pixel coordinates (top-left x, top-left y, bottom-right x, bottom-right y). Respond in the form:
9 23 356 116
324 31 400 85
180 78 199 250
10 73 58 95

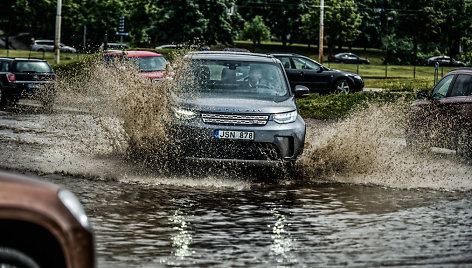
237 0 308 46
300 0 362 54
242 16 270 50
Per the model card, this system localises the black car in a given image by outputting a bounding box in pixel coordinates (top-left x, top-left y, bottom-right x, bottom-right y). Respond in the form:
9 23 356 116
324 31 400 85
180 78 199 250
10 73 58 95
0 58 56 108
328 52 370 64
424 56 466 67
268 53 364 94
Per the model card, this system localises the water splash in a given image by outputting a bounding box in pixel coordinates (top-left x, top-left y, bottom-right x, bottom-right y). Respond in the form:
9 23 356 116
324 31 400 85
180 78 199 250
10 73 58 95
299 101 472 191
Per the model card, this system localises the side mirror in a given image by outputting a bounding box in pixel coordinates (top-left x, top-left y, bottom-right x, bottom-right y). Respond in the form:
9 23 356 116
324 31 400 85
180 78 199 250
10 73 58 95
417 90 430 99
294 85 310 98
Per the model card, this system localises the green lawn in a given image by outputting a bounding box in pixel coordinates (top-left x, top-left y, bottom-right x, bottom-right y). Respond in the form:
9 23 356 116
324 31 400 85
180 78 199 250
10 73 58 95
0 49 86 67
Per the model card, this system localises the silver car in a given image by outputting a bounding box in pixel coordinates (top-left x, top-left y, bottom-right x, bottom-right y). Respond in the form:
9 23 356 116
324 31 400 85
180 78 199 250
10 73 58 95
30 39 77 53
170 51 308 167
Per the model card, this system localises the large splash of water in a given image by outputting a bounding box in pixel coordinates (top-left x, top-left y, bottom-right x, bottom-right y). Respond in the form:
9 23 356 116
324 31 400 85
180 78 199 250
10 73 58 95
299 102 472 191
40 54 472 191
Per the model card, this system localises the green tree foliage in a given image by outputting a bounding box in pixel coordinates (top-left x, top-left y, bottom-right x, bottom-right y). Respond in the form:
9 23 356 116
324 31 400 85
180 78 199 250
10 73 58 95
301 0 362 54
237 0 307 46
242 16 270 50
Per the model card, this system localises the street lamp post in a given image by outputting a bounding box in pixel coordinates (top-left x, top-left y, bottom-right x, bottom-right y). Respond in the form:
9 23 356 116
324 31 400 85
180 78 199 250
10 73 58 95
54 0 62 64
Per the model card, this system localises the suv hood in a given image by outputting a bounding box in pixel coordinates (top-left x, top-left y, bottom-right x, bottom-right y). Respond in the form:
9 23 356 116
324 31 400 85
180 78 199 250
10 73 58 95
175 95 297 114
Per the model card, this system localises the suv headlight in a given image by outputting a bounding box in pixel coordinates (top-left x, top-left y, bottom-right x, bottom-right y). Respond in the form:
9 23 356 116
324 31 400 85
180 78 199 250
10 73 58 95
173 108 197 120
274 111 297 124
58 189 91 230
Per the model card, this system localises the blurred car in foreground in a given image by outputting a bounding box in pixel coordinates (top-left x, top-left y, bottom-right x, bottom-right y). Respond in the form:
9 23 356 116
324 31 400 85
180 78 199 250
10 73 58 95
406 68 472 157
328 52 370 64
0 171 95 267
424 56 466 67
30 39 77 53
103 50 170 81
0 57 56 108
268 53 364 94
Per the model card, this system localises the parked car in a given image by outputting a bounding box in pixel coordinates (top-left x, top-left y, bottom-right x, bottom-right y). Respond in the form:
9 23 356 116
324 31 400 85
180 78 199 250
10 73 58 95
424 56 466 67
155 44 210 51
170 51 309 168
328 52 370 64
0 171 95 267
30 39 77 53
0 57 56 108
223 48 250 53
102 50 169 81
406 67 472 157
99 42 129 51
267 53 364 94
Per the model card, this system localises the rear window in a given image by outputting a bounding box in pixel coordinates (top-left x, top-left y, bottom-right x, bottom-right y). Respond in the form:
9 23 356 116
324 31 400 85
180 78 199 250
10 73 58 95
13 61 52 73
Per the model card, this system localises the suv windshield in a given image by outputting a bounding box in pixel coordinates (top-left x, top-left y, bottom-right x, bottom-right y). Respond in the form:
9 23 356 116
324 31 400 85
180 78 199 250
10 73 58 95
13 61 52 73
188 60 289 98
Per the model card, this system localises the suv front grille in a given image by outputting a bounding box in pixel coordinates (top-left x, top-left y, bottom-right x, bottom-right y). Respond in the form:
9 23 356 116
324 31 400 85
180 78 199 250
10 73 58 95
202 113 269 126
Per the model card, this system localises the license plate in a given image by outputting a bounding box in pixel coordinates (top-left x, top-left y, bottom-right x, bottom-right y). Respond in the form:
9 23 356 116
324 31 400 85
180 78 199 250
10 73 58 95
27 84 41 89
215 130 254 140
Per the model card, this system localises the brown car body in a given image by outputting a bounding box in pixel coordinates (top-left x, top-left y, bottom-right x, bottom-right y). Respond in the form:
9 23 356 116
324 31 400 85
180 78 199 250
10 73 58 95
0 171 95 267
406 68 472 156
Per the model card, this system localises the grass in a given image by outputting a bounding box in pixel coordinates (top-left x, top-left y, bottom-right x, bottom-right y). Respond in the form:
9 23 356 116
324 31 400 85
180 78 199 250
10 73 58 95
0 49 86 66
297 91 415 119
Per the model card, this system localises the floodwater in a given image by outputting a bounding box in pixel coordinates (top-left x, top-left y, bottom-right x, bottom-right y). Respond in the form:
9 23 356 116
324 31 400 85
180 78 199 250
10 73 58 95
0 61 471 267
0 104 471 267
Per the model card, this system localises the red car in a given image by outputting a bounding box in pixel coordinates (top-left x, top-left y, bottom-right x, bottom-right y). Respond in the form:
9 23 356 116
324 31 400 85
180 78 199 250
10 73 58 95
103 50 169 81
0 171 95 268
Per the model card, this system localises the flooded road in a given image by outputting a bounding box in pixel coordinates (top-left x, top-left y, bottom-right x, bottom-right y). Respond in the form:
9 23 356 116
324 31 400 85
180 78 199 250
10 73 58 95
1 103 472 267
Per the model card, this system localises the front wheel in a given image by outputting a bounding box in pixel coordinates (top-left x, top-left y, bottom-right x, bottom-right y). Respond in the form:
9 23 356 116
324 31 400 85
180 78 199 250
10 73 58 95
333 79 352 94
0 246 40 268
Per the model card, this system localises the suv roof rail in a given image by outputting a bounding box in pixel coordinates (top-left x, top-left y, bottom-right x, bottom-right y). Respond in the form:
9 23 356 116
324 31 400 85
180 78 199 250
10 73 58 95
188 51 274 59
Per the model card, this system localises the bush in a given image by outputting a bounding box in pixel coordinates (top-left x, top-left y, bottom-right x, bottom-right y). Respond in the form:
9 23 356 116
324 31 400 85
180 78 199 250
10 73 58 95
297 91 415 119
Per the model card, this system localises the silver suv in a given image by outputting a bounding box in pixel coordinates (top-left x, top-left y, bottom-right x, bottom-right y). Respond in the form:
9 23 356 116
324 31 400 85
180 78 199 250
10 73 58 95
171 51 308 166
30 40 76 53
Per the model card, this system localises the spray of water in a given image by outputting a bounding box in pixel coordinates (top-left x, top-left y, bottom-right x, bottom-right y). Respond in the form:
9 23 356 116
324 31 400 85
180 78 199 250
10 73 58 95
45 53 472 191
299 101 472 191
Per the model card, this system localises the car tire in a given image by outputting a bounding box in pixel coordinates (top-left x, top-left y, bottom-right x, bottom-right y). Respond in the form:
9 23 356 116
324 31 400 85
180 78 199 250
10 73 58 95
456 129 472 159
333 79 352 94
0 246 40 268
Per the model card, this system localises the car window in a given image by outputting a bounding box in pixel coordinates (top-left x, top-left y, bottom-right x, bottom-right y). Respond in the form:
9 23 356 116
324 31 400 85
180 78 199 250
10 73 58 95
135 56 168 72
13 61 52 73
292 57 320 71
431 75 454 99
450 74 472 97
0 62 9 72
276 57 292 69
186 60 289 98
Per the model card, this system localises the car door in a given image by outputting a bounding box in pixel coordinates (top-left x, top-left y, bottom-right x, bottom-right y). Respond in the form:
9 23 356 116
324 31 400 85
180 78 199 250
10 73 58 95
290 56 330 92
440 74 472 146
410 75 454 146
274 56 299 90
